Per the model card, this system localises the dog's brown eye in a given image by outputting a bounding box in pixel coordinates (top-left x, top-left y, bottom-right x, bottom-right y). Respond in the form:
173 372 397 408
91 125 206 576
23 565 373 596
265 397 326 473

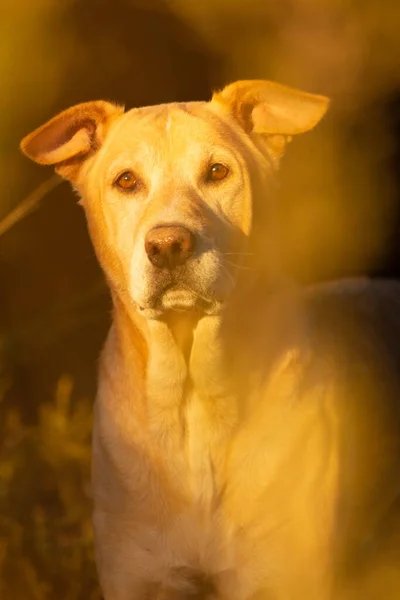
207 163 229 182
114 171 137 191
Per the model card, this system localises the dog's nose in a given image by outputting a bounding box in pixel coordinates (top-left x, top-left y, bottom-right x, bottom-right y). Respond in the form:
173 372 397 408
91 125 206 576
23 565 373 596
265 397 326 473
144 225 195 269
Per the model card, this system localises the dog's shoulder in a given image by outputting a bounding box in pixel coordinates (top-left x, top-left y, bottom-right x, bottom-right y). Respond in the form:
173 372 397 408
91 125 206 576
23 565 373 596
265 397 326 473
299 277 400 418
303 277 400 362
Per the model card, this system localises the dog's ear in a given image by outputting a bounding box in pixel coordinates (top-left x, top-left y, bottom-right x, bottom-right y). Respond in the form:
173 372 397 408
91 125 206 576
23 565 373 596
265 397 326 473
20 101 124 181
212 80 329 164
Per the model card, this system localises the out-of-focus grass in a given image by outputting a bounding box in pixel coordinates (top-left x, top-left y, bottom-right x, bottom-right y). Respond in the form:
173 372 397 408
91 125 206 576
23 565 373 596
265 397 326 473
1 0 71 215
1 4 100 596
167 0 400 95
0 375 100 600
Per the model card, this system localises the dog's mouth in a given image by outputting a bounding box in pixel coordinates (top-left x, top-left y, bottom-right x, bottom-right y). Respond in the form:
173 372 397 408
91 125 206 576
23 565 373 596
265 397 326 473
137 279 225 319
161 286 202 311
138 284 219 317
134 248 240 319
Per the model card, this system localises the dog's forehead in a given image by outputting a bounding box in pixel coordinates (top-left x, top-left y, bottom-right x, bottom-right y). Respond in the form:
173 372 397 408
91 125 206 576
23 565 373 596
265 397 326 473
123 101 218 131
103 101 232 156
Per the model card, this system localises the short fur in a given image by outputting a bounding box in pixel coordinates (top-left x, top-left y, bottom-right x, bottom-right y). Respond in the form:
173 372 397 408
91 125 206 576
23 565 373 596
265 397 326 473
21 80 400 600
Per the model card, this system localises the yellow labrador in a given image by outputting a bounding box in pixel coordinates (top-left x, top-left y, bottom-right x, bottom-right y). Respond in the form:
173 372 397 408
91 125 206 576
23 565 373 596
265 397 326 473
21 81 400 600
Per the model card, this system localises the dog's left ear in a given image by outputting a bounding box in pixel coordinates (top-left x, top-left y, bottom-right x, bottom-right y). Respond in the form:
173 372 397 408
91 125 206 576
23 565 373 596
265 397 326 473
212 80 329 164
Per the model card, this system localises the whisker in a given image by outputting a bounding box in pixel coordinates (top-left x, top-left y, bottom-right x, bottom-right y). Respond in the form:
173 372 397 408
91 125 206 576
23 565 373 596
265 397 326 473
222 252 255 257
219 263 235 287
221 259 255 272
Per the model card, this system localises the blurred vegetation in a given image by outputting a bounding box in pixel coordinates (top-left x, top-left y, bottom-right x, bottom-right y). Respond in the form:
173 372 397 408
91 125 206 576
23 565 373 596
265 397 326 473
0 375 99 600
1 0 400 599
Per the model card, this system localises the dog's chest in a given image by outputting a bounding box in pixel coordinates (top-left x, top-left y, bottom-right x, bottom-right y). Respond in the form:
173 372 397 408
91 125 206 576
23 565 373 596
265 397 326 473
145 388 237 582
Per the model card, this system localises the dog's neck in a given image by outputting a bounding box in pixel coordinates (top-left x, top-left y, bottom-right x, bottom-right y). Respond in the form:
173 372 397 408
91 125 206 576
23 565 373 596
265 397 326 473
109 273 303 406
111 295 233 400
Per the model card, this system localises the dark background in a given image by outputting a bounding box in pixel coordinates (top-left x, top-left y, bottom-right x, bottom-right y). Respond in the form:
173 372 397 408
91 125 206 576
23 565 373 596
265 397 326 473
1 1 400 598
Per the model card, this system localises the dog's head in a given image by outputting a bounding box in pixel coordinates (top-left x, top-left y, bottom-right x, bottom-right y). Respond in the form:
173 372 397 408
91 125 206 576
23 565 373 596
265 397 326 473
20 80 328 319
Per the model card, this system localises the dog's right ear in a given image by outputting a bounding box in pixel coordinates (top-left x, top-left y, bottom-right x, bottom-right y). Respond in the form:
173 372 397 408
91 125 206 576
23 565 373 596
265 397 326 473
212 80 329 166
20 101 124 182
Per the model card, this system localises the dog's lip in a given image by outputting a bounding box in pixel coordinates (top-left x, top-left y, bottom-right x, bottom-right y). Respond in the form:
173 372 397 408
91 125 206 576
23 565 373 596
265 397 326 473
162 286 213 311
138 303 224 320
137 287 223 318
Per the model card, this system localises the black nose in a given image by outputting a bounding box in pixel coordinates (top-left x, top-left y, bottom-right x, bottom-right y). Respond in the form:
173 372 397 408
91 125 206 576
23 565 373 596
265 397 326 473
144 225 195 269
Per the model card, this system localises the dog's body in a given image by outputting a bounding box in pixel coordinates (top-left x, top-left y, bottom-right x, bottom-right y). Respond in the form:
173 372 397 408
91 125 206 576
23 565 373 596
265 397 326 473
21 81 400 599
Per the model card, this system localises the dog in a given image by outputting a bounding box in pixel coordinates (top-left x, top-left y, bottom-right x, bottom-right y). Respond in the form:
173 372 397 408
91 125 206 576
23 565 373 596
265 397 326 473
21 80 400 600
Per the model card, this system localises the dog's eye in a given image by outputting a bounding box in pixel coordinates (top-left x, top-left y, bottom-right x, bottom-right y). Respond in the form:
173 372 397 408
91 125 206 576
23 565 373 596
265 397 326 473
206 163 229 182
114 171 137 191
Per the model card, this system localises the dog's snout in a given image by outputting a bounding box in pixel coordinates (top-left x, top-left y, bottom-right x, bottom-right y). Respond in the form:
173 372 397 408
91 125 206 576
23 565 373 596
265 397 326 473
144 225 195 269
